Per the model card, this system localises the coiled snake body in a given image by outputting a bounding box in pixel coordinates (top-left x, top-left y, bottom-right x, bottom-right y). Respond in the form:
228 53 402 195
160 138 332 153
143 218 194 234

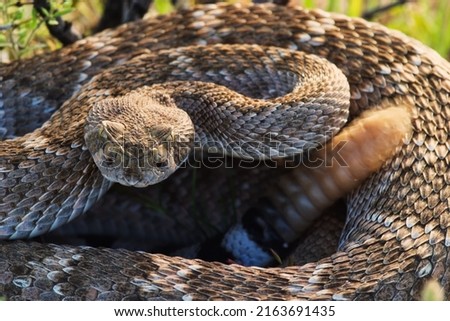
1 3 450 300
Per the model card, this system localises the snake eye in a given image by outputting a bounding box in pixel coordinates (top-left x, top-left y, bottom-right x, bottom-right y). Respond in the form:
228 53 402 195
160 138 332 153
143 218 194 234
101 121 125 136
152 126 173 142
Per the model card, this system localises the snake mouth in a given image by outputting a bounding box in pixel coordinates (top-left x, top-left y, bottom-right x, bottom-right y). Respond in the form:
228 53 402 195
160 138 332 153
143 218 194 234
96 162 177 187
115 161 178 187
94 145 179 187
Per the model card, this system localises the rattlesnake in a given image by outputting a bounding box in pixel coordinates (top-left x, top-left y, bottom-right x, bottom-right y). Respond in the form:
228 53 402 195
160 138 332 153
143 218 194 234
1 3 450 300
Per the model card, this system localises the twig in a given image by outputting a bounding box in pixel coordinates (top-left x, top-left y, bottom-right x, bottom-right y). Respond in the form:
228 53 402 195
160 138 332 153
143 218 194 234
94 0 153 33
252 0 290 4
125 0 153 23
363 0 409 20
33 0 80 46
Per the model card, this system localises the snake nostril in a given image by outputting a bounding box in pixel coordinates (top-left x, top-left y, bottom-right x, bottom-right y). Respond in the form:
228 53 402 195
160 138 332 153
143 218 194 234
155 160 168 168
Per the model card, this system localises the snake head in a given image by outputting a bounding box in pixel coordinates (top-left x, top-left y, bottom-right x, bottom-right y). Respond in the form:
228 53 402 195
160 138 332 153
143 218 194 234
84 92 195 187
86 120 182 187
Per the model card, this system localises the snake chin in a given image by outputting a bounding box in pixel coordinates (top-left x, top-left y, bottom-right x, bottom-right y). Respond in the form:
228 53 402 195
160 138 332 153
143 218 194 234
90 143 192 188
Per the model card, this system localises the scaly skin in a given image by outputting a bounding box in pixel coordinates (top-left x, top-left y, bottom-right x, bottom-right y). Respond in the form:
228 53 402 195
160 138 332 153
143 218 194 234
0 3 450 300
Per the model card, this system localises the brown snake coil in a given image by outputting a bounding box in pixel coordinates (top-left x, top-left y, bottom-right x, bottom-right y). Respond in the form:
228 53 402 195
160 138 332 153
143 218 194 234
1 3 450 300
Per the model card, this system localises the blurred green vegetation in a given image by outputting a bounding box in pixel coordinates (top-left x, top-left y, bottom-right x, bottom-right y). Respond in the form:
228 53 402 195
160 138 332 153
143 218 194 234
420 279 445 301
0 0 449 61
0 0 102 61
296 0 450 60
